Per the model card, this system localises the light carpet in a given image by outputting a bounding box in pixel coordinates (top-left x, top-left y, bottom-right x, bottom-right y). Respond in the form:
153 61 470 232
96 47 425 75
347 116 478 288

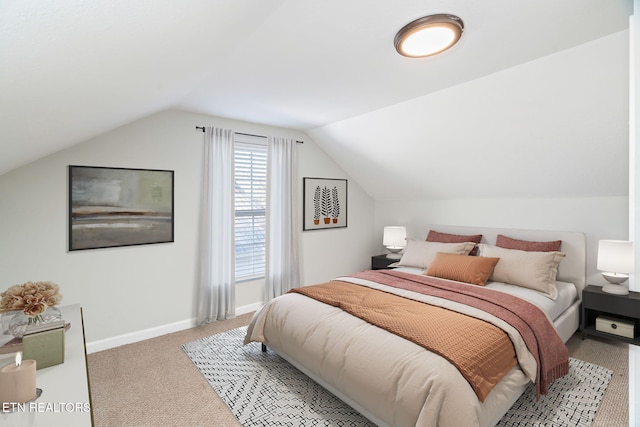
182 327 612 427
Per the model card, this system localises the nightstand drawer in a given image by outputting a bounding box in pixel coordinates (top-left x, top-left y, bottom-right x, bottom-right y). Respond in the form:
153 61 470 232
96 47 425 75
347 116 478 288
596 315 635 339
582 287 640 318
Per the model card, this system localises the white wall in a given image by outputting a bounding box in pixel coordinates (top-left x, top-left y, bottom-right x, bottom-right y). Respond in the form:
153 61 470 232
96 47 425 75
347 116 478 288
0 109 374 347
375 196 628 284
310 30 629 203
298 140 376 284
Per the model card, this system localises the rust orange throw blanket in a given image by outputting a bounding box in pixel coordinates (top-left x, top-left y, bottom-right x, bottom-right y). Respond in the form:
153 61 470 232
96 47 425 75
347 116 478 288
290 270 568 401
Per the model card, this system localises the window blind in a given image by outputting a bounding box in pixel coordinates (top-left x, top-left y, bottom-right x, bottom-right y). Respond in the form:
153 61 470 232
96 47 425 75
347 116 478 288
234 134 267 280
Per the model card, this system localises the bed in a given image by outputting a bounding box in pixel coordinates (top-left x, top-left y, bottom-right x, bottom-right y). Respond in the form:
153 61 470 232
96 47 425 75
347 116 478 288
244 225 586 427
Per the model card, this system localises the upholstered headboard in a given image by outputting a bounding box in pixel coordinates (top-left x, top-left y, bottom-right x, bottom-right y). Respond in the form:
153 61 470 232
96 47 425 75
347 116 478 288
422 224 587 299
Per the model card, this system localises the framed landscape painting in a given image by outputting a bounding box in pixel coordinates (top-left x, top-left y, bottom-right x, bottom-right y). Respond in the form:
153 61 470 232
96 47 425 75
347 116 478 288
69 165 174 250
303 177 347 231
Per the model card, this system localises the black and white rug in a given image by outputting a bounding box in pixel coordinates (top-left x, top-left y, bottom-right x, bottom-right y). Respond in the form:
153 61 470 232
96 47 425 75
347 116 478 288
182 327 612 427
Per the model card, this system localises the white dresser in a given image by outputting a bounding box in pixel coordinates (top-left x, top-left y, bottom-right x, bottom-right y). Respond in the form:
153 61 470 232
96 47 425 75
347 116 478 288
0 304 93 426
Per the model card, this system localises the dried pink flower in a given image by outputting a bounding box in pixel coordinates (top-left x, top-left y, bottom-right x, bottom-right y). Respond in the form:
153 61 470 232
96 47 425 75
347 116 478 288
0 281 63 318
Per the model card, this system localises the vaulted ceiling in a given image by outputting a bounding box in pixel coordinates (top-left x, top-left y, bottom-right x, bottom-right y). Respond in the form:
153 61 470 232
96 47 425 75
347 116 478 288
0 0 633 199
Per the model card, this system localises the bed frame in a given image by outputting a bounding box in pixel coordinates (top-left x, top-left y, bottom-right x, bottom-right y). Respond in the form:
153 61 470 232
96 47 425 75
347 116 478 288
264 225 587 426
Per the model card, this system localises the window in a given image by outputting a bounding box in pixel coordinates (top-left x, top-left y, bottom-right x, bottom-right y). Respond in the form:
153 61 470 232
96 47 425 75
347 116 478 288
234 134 267 280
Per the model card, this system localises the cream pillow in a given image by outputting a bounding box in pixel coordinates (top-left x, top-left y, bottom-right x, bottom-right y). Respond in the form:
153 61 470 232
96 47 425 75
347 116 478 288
397 240 476 269
478 244 565 300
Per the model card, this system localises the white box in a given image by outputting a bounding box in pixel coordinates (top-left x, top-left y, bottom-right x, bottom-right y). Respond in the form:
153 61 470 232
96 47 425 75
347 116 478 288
596 315 635 339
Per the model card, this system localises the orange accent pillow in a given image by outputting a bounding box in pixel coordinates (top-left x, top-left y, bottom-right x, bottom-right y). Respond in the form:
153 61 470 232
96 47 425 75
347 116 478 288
425 252 500 286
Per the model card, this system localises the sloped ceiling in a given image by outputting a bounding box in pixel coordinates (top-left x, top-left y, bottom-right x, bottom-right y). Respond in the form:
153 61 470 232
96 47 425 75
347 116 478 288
0 0 633 199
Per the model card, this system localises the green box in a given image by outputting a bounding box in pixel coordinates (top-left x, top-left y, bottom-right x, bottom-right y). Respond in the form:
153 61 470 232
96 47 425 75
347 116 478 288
22 327 65 369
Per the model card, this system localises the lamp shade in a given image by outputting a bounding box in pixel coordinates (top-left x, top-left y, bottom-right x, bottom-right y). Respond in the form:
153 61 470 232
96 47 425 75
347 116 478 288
383 226 407 250
597 240 634 274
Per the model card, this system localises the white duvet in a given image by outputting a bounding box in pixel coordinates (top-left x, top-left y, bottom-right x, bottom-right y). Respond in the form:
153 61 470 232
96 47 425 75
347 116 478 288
245 276 548 427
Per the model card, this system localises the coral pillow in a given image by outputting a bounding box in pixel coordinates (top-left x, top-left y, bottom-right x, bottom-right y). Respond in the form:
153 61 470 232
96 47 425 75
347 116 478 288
425 252 500 286
496 234 561 252
427 230 482 255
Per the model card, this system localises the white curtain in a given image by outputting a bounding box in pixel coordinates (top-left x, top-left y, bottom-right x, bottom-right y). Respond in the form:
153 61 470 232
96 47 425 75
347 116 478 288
266 136 301 299
197 127 236 323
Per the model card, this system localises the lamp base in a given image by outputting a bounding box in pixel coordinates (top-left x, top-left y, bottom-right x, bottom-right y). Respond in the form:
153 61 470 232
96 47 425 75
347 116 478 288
601 272 629 284
602 283 629 295
386 253 402 260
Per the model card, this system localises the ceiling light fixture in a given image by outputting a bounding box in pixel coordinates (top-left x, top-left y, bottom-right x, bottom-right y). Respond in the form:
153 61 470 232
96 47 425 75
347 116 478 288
394 14 464 58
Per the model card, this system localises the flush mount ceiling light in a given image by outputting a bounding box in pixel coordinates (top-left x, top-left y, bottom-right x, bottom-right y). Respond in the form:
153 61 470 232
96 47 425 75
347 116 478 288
394 14 464 58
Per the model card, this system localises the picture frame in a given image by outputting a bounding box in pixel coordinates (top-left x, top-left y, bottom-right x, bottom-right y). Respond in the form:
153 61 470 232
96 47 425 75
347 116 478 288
68 165 174 251
303 177 347 231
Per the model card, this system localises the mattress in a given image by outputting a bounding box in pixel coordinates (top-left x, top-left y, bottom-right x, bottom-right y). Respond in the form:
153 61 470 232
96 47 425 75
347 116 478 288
392 266 578 321
247 225 586 427
246 272 570 427
246 289 533 427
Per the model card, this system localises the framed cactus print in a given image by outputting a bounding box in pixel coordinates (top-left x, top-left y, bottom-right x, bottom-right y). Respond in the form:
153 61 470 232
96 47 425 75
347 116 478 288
303 178 347 231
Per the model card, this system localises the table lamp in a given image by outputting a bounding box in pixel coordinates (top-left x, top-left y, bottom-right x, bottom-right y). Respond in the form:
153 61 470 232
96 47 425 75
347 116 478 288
597 239 634 295
383 226 407 259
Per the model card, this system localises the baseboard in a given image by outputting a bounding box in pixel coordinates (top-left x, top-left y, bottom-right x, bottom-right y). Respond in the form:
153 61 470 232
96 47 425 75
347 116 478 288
236 302 263 316
85 301 263 354
86 317 196 354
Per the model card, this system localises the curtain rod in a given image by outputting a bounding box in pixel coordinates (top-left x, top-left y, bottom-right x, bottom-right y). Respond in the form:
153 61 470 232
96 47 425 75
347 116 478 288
195 126 303 144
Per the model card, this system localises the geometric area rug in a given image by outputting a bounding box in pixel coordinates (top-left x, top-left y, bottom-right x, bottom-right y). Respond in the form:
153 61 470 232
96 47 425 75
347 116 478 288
496 355 612 427
182 327 612 427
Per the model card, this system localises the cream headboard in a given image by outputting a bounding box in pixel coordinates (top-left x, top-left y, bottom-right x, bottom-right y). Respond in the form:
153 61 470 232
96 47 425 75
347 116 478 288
422 224 587 299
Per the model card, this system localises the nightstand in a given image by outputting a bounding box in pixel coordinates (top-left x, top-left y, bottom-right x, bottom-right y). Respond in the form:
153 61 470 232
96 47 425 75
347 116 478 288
581 284 640 346
371 254 397 270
